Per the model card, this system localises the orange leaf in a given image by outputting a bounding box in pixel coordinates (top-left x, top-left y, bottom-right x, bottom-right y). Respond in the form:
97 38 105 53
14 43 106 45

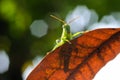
27 28 120 80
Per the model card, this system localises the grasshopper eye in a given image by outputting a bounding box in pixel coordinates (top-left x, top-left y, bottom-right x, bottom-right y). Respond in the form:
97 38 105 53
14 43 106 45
56 39 61 44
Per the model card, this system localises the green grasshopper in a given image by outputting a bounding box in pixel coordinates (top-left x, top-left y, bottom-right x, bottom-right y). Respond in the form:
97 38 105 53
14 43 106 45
50 15 87 51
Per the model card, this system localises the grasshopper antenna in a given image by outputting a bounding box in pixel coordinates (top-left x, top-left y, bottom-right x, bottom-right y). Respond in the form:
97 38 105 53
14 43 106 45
50 15 66 24
68 16 80 24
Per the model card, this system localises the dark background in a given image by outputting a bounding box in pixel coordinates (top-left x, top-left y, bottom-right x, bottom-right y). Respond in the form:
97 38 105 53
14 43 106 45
0 0 120 80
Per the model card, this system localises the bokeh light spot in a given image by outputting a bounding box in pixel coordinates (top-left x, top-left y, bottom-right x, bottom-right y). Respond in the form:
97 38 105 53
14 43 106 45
30 20 48 38
66 5 98 33
0 50 10 74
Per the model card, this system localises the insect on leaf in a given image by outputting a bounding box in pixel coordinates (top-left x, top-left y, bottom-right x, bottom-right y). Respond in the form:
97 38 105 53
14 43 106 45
50 15 85 51
27 28 120 80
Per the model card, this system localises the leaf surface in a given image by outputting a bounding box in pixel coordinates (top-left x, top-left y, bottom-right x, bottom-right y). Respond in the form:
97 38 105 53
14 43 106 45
27 28 120 80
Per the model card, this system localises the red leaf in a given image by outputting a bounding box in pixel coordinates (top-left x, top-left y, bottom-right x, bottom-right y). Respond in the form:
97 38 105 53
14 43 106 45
27 28 120 80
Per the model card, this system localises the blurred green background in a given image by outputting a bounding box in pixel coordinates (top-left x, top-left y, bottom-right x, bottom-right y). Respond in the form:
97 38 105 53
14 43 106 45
0 0 120 80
